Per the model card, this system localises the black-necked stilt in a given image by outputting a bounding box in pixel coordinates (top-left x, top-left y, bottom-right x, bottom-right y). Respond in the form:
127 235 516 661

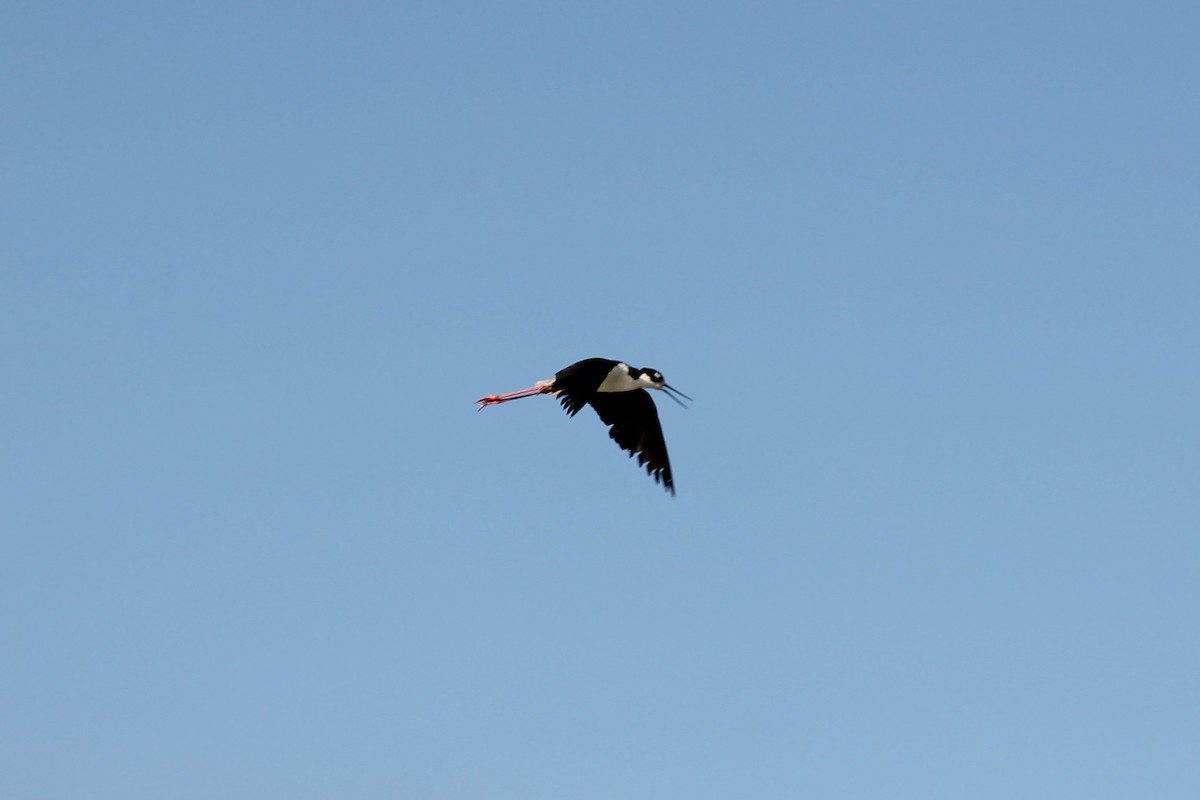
477 358 691 495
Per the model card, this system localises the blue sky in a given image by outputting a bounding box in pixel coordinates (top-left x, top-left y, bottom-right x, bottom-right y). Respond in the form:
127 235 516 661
3 2 1198 798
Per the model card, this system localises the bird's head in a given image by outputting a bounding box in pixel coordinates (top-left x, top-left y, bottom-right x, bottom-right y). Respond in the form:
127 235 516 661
635 367 692 408
634 368 666 388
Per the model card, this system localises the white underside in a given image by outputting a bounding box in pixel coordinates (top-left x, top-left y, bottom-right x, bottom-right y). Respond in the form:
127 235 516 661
597 363 641 393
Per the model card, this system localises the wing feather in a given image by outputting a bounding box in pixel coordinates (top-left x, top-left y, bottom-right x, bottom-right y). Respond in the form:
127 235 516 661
587 390 675 494
552 358 617 417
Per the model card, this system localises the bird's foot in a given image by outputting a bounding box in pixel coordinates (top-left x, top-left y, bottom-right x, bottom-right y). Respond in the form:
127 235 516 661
475 384 552 411
476 395 506 411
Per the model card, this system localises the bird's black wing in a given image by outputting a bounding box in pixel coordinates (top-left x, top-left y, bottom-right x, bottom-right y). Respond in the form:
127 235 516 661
553 358 619 417
587 390 674 494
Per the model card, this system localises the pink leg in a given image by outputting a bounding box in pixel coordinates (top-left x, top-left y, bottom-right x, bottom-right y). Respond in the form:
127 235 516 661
476 384 552 411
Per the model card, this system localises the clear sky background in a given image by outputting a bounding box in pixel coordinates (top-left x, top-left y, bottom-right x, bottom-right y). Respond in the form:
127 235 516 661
3 3 1198 798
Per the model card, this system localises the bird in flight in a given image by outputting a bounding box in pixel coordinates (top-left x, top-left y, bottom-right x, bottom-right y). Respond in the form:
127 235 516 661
476 357 691 494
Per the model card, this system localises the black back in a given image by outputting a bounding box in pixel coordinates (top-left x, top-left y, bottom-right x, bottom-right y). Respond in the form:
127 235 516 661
551 358 621 416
